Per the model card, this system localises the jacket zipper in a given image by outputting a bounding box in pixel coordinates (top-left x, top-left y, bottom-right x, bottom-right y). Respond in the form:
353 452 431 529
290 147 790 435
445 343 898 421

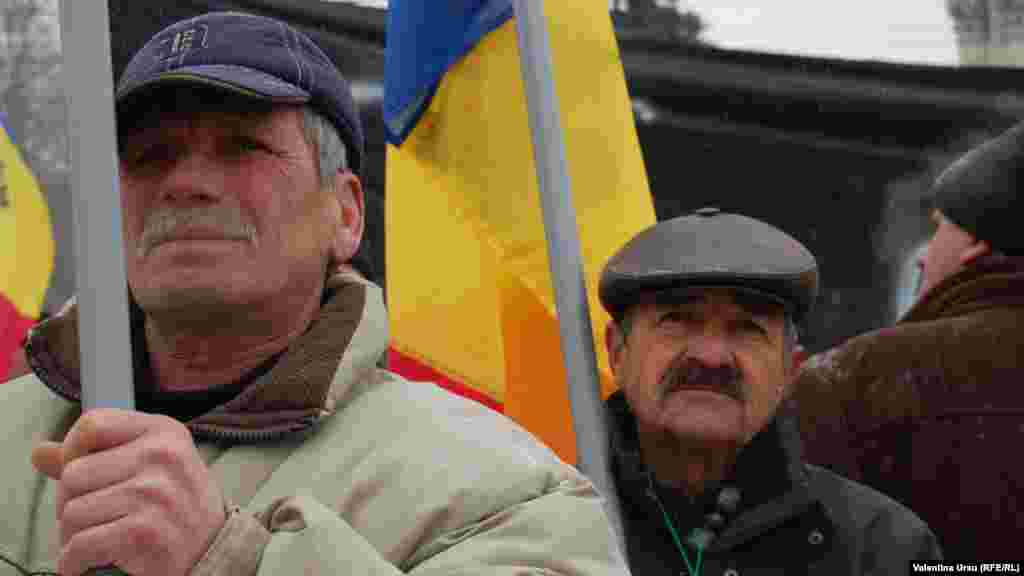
189 417 319 443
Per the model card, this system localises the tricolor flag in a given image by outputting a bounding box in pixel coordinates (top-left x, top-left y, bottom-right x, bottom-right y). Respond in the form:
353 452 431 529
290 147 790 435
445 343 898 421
384 1 655 464
0 117 54 380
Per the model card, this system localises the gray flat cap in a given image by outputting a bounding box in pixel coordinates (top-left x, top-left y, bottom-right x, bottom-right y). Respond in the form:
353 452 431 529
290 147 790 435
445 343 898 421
599 207 819 322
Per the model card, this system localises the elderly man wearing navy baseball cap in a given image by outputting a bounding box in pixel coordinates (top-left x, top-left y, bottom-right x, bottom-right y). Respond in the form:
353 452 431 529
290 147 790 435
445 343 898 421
0 13 628 576
599 208 941 575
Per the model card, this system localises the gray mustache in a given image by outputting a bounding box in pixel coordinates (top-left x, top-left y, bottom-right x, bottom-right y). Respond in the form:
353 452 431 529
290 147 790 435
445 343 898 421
137 206 256 258
660 355 745 401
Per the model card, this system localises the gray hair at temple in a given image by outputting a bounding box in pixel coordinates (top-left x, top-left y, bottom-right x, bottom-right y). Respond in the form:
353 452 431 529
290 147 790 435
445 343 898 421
302 107 349 190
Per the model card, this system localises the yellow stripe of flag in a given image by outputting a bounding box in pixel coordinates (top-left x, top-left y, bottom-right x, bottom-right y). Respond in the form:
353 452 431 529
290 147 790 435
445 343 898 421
0 121 53 321
386 5 654 464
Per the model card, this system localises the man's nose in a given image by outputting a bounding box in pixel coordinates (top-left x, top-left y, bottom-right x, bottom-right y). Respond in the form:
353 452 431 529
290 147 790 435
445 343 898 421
686 330 734 368
158 148 223 205
916 244 930 271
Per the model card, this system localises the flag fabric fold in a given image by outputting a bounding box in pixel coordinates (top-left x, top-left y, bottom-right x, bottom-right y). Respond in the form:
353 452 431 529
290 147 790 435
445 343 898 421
0 117 54 380
384 1 655 464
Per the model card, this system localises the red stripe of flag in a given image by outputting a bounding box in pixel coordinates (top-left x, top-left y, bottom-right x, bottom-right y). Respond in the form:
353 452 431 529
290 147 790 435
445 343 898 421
387 348 504 413
0 294 36 381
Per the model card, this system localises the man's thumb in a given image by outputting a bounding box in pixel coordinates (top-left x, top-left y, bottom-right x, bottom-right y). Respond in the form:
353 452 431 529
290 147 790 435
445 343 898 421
31 441 64 479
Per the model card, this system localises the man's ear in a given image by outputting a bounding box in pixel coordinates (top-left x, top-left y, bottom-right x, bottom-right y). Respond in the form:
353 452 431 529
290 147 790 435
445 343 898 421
792 344 809 371
782 345 809 397
959 238 991 267
605 321 624 376
327 172 365 266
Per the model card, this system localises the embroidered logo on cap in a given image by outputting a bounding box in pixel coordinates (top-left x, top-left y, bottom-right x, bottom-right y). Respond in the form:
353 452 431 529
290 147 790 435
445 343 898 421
154 24 209 63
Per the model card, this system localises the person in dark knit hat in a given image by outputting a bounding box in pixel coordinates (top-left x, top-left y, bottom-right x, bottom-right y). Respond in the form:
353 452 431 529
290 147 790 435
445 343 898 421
930 121 1024 258
600 208 939 576
795 120 1024 561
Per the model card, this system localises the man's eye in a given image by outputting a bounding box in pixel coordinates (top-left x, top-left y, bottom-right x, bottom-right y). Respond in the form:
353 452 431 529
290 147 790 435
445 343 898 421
234 138 271 154
741 319 768 335
658 311 684 324
123 144 174 167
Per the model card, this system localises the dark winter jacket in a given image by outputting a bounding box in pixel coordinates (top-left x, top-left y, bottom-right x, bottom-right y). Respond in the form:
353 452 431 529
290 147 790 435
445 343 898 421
607 390 941 575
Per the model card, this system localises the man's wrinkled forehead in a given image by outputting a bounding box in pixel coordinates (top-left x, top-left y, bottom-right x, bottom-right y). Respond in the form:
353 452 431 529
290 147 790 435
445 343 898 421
642 285 788 318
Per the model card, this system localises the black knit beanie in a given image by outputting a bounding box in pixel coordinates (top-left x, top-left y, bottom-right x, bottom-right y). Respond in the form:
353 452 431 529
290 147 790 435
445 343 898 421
932 121 1024 256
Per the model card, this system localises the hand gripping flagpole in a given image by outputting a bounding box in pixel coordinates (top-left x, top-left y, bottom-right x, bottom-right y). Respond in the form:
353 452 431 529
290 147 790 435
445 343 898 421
511 0 625 551
60 0 134 412
60 3 134 574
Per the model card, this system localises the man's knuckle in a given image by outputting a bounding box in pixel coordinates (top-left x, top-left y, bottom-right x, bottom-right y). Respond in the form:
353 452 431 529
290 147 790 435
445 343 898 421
60 458 84 490
144 439 183 469
154 413 186 434
133 476 175 509
60 498 85 534
126 515 162 550
169 419 195 443
74 412 103 441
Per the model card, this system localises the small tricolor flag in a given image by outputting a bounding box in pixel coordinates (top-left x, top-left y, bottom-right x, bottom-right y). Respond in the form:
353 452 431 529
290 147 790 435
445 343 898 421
0 117 54 380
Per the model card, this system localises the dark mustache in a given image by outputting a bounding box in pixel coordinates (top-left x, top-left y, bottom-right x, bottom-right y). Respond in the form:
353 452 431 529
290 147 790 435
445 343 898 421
659 354 745 401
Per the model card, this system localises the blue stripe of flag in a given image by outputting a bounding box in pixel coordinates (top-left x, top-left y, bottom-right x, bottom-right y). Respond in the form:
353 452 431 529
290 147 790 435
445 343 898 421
383 0 513 146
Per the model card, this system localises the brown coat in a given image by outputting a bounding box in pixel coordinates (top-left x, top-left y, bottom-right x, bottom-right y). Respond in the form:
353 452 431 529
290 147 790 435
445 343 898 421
794 255 1024 560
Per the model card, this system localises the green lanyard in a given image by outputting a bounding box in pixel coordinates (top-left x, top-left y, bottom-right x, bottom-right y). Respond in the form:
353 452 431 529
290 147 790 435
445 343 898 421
649 485 705 576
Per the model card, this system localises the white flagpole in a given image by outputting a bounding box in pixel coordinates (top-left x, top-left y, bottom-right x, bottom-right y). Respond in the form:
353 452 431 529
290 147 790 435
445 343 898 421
60 0 135 411
511 0 625 549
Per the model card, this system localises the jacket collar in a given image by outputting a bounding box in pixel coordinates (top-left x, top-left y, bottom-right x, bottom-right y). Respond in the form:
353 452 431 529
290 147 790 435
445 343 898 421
901 254 1024 323
24 271 389 440
606 390 826 551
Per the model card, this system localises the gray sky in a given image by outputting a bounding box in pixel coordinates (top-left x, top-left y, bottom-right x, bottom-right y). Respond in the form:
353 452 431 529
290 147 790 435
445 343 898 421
340 0 958 66
686 0 957 65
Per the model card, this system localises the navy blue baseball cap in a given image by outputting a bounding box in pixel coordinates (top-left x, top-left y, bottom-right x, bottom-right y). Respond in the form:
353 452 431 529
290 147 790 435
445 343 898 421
116 11 365 175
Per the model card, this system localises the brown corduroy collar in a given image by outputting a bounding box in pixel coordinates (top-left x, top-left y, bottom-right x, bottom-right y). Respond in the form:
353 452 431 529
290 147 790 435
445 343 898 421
901 254 1024 324
24 271 389 441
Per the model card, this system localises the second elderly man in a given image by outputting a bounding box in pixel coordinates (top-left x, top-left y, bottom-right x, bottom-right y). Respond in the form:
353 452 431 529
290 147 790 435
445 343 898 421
598 207 941 575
